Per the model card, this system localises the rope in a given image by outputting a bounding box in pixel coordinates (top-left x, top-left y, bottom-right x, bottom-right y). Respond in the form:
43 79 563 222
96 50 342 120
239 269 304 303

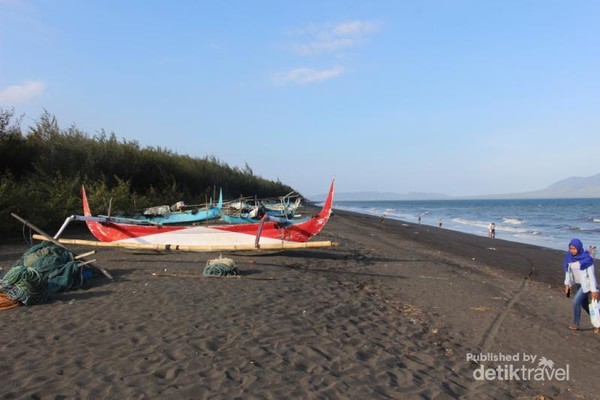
21 224 33 246
0 265 48 305
203 256 238 277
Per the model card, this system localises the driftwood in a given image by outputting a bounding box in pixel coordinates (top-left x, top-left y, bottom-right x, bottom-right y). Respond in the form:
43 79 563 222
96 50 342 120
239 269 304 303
151 272 277 281
10 213 113 280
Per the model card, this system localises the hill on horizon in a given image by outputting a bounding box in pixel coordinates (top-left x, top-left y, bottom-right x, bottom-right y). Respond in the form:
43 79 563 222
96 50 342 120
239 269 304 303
309 173 600 201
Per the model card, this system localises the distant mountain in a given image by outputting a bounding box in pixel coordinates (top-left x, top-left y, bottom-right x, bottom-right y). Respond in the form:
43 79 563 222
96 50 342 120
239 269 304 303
477 173 600 199
309 173 600 201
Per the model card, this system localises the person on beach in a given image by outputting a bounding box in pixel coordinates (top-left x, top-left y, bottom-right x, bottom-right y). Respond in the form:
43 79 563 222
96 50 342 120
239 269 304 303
563 238 600 332
488 223 496 238
590 245 597 258
438 218 442 228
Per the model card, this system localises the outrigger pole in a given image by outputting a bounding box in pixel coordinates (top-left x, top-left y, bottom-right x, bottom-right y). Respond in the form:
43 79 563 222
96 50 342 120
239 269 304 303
32 234 337 252
10 213 113 280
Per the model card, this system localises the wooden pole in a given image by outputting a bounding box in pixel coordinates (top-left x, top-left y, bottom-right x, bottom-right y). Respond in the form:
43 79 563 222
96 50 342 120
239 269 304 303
31 234 337 252
75 250 96 260
11 213 64 248
11 213 114 280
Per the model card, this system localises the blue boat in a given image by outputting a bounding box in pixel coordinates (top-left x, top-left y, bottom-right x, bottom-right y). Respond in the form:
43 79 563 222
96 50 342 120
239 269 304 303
220 212 309 225
114 189 223 225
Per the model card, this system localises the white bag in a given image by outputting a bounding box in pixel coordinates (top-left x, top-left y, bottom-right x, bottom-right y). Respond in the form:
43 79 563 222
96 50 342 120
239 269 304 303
589 298 600 328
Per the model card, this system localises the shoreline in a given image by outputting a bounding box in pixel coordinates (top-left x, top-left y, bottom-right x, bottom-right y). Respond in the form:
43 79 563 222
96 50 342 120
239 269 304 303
332 207 566 285
333 198 600 253
1 207 598 398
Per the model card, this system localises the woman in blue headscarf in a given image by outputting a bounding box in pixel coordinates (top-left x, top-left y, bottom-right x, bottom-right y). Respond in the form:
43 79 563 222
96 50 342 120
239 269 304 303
563 238 599 331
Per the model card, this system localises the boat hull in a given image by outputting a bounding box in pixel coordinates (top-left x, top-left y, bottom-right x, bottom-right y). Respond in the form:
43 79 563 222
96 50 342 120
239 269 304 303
82 180 334 246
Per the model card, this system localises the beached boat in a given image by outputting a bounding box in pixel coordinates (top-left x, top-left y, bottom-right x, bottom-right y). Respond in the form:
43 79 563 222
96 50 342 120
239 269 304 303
262 195 301 214
53 179 335 249
113 190 222 225
220 192 302 225
220 211 309 225
220 201 299 225
222 192 301 217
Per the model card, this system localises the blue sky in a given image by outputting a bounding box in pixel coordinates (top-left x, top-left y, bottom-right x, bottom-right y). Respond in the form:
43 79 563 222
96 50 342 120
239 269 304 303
1 0 599 197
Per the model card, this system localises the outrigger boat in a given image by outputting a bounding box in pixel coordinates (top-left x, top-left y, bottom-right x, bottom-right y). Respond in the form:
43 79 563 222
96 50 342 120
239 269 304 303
220 193 302 225
262 194 301 214
220 210 309 225
49 179 335 251
114 189 223 225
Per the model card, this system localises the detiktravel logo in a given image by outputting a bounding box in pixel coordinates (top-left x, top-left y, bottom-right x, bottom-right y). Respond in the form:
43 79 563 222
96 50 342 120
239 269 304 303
466 352 570 381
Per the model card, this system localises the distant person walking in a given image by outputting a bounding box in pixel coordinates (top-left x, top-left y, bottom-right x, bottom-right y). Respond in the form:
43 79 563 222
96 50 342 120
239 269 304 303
438 218 442 228
488 223 496 238
563 238 599 332
418 214 421 224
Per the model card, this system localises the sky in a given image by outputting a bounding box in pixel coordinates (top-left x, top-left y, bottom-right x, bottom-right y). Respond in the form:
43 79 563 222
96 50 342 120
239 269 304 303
1 0 599 198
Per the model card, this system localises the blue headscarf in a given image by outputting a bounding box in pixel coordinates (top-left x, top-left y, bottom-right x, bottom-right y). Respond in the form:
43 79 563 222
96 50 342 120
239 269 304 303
563 238 594 272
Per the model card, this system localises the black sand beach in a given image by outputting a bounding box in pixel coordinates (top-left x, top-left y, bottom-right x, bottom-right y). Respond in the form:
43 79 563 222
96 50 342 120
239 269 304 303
1 208 598 399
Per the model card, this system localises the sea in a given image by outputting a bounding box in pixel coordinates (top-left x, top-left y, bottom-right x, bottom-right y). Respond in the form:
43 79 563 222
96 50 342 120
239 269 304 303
333 198 600 252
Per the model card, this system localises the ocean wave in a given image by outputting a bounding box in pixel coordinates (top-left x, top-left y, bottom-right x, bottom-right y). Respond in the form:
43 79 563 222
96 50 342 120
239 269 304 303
593 218 600 223
452 217 533 234
512 230 542 238
502 217 523 225
452 218 489 229
499 225 538 235
568 226 600 233
348 206 416 222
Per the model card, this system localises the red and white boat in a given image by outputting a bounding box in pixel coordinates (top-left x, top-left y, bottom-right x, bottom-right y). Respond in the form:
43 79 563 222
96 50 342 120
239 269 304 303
56 179 335 248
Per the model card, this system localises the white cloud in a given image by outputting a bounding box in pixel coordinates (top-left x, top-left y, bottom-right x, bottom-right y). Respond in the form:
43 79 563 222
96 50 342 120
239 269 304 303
332 20 379 36
0 80 45 103
274 66 344 85
293 38 355 55
292 20 380 55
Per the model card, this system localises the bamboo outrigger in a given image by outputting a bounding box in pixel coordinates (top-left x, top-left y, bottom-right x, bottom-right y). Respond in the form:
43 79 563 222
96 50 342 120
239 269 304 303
32 234 337 252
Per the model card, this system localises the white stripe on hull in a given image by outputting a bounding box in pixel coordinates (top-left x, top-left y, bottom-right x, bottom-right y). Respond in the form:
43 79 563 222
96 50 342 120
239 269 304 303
115 225 287 246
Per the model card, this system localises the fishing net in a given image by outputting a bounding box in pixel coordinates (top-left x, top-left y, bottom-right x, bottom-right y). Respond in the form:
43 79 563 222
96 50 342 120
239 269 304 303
0 241 88 306
203 256 238 277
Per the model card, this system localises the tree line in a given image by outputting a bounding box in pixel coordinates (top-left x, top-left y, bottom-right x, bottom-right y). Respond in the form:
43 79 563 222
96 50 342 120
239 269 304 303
0 108 296 237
